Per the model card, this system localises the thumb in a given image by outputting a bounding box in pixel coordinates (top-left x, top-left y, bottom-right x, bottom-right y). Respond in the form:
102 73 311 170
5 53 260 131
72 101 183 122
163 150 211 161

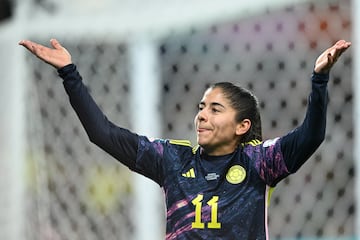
50 38 62 50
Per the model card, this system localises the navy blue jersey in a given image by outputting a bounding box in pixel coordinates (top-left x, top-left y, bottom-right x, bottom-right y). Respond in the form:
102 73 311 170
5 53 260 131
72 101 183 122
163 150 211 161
136 138 286 239
59 64 329 240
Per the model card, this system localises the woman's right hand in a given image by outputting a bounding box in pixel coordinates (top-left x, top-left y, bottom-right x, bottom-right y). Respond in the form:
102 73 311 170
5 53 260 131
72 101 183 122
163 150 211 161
19 39 72 69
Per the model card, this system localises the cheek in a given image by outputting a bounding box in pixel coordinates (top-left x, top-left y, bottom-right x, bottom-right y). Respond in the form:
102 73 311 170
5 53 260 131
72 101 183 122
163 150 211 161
218 119 238 134
194 114 198 126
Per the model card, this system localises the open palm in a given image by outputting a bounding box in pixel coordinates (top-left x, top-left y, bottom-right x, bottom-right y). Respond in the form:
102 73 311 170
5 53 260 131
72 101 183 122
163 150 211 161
314 40 351 74
19 39 72 69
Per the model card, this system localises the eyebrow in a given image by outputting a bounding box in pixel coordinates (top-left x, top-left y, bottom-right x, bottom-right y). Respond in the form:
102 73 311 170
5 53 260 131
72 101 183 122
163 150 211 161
199 101 226 109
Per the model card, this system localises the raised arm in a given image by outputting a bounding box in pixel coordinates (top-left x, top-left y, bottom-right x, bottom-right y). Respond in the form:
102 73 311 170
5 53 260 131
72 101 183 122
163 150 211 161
19 39 140 170
281 40 351 174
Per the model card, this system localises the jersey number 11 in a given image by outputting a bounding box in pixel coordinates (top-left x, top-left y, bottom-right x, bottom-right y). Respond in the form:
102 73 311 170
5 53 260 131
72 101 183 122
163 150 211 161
191 194 221 229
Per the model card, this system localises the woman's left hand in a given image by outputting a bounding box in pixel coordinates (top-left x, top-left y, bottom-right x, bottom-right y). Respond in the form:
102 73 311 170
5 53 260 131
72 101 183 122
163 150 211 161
314 40 351 74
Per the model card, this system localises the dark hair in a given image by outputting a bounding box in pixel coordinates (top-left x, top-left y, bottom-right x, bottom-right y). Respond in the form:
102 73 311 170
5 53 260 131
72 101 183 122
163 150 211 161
210 82 262 143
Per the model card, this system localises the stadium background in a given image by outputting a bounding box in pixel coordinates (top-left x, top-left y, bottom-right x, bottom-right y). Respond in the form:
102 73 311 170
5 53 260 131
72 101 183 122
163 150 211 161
0 0 354 239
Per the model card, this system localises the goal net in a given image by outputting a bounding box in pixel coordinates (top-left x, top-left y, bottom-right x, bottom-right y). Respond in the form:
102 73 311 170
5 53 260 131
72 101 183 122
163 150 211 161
2 0 354 239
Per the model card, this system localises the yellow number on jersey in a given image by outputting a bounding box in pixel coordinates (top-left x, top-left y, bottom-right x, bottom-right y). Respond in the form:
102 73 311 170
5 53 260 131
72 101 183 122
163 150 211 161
191 194 221 229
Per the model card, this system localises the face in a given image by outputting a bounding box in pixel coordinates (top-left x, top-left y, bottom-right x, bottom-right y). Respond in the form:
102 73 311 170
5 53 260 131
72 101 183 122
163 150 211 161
194 87 243 156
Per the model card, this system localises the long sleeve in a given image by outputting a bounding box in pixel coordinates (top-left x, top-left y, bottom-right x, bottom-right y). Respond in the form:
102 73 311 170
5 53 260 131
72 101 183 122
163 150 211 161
280 72 329 173
58 64 139 170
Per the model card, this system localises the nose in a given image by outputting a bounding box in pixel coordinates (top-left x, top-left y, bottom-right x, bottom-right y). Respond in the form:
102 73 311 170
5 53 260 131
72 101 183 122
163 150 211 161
196 109 207 122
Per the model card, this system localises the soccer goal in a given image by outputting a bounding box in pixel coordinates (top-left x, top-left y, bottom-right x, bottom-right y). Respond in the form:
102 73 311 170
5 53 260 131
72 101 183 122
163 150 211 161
0 0 354 239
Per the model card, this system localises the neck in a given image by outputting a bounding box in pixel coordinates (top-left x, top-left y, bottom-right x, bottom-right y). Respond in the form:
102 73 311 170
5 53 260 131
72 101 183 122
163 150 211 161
200 145 238 156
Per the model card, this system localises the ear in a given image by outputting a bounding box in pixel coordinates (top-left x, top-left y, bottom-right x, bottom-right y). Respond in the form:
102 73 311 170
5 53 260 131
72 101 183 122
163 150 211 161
236 119 251 136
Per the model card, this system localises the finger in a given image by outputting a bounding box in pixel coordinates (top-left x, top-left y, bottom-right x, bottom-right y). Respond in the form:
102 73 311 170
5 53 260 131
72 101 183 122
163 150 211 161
18 39 31 46
50 39 62 50
335 40 351 53
335 39 346 47
18 40 34 51
333 45 350 60
19 40 45 55
22 41 39 55
329 42 349 61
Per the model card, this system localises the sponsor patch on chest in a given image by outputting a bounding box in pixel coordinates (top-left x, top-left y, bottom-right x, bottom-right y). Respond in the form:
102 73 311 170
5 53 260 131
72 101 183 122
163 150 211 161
205 173 220 181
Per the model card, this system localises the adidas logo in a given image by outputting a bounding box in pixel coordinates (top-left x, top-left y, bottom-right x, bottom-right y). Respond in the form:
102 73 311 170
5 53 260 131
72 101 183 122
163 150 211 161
182 168 195 178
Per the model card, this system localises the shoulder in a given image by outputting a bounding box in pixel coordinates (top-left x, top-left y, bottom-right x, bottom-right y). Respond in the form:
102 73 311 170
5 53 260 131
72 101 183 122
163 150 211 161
242 137 282 156
168 139 198 155
138 136 196 155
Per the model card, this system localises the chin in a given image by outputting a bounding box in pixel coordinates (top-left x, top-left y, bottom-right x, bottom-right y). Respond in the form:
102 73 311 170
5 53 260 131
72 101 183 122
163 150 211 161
197 139 206 147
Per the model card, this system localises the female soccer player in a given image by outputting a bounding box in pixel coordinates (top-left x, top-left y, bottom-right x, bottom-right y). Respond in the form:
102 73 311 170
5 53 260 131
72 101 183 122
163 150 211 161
19 38 351 239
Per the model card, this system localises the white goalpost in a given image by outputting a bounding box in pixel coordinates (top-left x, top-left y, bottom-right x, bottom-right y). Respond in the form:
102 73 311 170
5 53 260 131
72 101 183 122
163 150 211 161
0 0 353 239
353 1 360 239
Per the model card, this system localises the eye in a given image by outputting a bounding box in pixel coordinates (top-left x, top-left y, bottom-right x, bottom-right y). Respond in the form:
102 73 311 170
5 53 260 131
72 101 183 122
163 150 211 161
198 104 204 111
212 108 220 113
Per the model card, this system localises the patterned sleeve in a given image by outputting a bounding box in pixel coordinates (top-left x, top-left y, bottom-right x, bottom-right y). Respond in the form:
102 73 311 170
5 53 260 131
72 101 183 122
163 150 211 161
134 136 167 186
280 72 328 173
243 138 290 187
246 72 329 187
59 64 139 170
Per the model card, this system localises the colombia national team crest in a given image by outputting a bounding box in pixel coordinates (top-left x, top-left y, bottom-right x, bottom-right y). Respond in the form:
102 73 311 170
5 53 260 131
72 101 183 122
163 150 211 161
226 165 246 184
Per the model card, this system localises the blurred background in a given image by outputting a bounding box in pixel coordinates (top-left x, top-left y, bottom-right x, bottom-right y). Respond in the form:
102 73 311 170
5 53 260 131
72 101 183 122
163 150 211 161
0 0 355 239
